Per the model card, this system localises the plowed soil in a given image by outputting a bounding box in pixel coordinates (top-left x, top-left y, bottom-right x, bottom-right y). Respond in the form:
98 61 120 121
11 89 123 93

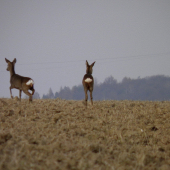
0 98 170 170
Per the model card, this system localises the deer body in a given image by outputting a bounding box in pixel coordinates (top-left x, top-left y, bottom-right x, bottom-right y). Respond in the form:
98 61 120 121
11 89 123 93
5 58 35 102
82 60 95 106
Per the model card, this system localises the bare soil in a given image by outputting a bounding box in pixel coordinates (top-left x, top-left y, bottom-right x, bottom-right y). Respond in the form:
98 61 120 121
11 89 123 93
0 98 170 170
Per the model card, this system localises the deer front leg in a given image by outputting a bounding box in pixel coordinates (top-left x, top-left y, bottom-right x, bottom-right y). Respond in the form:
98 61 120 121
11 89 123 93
10 86 13 99
19 90 22 101
90 90 93 105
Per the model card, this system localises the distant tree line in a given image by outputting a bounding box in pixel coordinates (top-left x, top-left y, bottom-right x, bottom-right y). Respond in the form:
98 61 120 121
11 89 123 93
40 75 170 101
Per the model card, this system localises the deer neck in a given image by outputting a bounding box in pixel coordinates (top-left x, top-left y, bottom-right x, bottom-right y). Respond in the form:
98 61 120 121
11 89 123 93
9 65 16 77
86 69 92 75
86 72 92 75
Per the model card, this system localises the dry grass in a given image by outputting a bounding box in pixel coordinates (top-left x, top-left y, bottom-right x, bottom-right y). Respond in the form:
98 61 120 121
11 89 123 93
0 98 170 170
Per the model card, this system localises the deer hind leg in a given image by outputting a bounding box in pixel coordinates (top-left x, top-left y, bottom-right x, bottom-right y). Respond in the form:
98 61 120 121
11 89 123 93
10 86 13 99
83 88 88 107
30 85 35 95
90 90 93 105
19 90 22 101
23 90 33 102
31 89 35 95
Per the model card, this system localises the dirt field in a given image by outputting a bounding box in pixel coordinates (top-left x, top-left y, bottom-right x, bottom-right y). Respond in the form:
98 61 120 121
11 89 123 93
0 98 170 170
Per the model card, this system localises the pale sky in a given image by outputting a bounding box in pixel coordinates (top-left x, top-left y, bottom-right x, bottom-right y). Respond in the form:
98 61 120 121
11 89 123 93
1 0 170 98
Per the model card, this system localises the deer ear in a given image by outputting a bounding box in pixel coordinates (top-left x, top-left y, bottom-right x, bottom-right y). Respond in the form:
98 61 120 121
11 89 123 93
13 58 17 64
91 61 95 67
86 60 89 67
5 58 10 63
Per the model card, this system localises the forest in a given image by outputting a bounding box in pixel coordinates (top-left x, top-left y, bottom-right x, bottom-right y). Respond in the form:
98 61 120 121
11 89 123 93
40 75 170 101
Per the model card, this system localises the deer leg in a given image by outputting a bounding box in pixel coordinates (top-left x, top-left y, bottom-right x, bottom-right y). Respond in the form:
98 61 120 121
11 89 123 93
85 92 88 106
90 90 93 105
10 86 13 99
23 90 33 102
31 89 35 95
19 90 22 101
83 89 88 106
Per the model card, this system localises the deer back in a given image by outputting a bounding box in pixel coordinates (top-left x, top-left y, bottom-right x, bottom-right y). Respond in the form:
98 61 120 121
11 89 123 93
11 74 33 89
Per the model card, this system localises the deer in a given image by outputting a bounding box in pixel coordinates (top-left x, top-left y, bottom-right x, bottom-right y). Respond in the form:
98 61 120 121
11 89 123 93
82 60 95 107
5 58 35 102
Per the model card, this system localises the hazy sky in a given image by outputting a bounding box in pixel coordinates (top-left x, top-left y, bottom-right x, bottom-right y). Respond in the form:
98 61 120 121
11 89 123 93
1 0 170 98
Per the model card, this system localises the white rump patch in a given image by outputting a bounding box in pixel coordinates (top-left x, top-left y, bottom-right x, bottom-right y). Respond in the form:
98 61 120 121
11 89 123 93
26 79 34 85
85 78 92 83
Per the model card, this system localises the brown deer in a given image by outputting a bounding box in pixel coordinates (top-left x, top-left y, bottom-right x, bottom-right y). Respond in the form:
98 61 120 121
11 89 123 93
5 58 35 102
82 60 95 106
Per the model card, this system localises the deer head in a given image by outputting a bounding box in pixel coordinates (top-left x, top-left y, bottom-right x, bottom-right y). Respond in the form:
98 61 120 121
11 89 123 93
5 58 16 75
86 60 95 74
